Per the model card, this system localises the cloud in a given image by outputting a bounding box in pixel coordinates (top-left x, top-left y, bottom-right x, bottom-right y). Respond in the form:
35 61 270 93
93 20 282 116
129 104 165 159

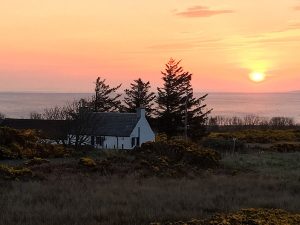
148 38 223 51
175 6 234 18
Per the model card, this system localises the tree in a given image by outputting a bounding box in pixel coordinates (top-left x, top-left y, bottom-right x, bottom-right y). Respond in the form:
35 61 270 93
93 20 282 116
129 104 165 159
29 112 43 120
124 78 156 116
156 58 211 138
156 59 183 135
34 99 95 147
93 77 122 112
43 106 67 120
66 101 99 150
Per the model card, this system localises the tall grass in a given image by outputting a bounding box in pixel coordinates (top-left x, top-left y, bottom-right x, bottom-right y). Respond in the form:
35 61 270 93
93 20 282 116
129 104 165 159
1 152 299 225
1 173 299 225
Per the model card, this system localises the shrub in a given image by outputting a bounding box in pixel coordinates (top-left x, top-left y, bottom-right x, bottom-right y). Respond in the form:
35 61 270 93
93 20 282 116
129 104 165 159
271 143 300 152
79 157 97 167
0 164 32 180
151 208 300 225
24 157 50 166
132 140 221 177
209 129 299 143
155 133 168 142
0 127 71 159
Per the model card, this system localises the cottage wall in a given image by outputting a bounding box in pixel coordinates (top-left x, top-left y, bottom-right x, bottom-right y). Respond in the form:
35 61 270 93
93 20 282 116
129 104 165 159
130 116 155 147
94 136 132 149
67 108 155 150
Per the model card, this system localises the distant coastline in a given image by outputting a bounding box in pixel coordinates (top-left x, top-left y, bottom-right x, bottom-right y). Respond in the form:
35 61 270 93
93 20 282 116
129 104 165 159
1 92 300 123
0 90 299 94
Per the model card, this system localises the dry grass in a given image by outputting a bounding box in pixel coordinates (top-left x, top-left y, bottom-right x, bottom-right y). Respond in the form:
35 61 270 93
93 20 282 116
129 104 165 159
0 173 299 225
0 152 299 225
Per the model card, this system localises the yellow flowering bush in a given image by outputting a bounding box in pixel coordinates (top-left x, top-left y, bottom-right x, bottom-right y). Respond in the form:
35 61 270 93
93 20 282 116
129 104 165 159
0 164 32 180
209 129 299 143
79 157 97 167
24 157 50 166
151 208 300 225
133 140 221 177
0 127 71 159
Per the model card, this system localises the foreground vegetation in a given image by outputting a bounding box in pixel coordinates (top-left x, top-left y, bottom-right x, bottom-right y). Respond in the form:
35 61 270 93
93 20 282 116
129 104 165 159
0 127 71 159
208 129 300 144
1 127 300 224
0 151 299 225
151 209 300 225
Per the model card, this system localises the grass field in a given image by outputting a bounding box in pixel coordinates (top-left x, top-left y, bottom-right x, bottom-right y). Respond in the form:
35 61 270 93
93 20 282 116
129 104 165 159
1 152 299 225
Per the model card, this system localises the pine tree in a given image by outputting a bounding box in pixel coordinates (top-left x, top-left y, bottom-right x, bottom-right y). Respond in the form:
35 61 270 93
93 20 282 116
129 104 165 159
157 58 212 138
93 77 122 112
156 59 185 135
124 78 156 116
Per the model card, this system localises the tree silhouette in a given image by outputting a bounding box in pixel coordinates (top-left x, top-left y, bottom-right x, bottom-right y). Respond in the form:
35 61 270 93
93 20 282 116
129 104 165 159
157 58 211 138
124 78 156 116
93 77 122 112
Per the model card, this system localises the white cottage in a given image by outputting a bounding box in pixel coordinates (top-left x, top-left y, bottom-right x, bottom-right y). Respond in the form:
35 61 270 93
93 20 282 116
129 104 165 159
70 108 155 150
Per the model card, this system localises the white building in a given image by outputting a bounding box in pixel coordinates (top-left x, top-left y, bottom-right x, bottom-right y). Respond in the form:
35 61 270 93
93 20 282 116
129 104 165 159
69 108 155 150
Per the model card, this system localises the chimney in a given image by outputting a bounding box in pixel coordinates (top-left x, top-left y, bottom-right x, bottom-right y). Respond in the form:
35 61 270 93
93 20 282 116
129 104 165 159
136 107 145 119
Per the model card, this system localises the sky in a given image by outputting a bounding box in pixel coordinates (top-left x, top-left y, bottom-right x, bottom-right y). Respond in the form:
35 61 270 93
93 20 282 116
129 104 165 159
0 0 300 93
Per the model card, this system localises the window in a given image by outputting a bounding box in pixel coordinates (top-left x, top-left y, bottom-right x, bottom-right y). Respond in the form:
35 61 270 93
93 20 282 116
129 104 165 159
96 136 105 146
91 136 95 146
131 137 140 147
131 137 136 147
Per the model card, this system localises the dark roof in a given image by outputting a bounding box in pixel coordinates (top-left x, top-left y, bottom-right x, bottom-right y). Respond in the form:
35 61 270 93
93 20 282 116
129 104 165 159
1 119 69 139
88 112 138 137
1 112 140 137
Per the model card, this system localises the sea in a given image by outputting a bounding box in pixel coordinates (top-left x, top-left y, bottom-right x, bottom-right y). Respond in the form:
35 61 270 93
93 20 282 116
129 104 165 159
0 92 299 123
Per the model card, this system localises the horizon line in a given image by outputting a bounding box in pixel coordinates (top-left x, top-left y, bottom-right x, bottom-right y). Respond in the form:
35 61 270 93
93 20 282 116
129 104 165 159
0 90 299 94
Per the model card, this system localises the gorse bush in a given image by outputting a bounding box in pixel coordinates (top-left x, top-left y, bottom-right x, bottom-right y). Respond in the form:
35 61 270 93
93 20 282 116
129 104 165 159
132 140 221 177
79 140 221 177
271 143 300 152
79 157 97 167
138 140 221 168
0 127 71 159
0 164 32 180
209 129 300 143
151 208 300 225
24 157 50 166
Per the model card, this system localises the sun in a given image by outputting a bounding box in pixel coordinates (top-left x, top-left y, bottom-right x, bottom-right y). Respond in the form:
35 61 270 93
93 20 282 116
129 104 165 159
249 72 266 83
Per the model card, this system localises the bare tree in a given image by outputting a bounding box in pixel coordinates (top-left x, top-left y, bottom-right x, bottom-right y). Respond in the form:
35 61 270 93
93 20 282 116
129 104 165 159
29 112 43 120
43 106 67 120
52 99 99 149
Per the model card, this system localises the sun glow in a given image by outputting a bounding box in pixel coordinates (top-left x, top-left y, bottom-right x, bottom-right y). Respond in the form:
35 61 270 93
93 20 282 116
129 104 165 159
249 72 266 83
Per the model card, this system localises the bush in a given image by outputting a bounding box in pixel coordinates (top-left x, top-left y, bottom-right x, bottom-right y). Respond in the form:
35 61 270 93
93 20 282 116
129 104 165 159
0 164 32 180
24 157 50 166
79 157 97 167
271 143 300 152
209 129 300 143
132 140 221 177
151 208 300 225
0 127 71 159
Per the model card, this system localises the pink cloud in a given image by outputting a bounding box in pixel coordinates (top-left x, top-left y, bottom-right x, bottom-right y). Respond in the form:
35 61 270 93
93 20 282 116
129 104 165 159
175 6 234 18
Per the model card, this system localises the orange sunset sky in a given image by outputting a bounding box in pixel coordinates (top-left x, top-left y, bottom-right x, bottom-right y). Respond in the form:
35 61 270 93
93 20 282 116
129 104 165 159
0 0 300 93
